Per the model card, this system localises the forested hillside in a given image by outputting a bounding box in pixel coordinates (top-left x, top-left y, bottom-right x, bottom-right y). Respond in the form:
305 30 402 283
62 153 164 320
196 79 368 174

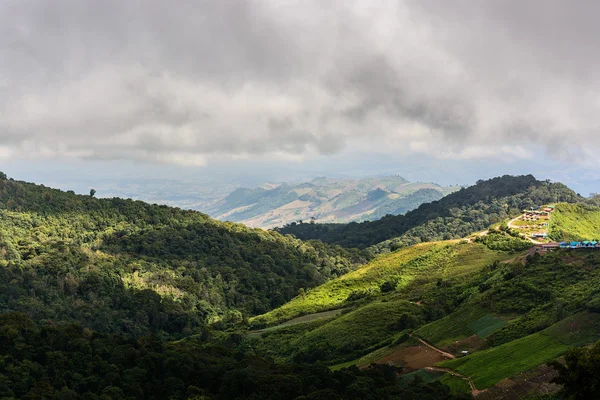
205 176 456 228
277 175 581 251
0 173 367 339
0 173 474 399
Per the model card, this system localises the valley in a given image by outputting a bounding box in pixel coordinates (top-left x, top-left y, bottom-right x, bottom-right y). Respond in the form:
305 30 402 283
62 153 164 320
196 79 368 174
1 173 599 399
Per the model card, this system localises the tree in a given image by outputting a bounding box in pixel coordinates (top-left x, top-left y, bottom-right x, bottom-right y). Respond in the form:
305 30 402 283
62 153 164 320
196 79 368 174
550 341 600 399
89 189 96 197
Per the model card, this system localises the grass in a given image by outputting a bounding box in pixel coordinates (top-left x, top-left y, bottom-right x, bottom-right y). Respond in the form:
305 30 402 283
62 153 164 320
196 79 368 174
550 203 600 241
439 312 600 389
251 241 513 327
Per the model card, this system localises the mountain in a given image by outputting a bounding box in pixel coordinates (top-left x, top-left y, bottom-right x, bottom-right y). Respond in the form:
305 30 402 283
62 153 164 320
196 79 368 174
0 173 368 339
276 175 581 251
204 176 458 228
2 172 597 399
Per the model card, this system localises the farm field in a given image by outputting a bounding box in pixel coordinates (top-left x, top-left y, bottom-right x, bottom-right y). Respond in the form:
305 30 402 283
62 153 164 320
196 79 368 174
440 332 568 389
415 305 507 348
373 343 451 372
439 312 600 389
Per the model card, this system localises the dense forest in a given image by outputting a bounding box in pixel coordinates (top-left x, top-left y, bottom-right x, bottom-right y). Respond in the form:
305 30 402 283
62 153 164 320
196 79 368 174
276 175 581 251
0 173 367 339
0 312 471 400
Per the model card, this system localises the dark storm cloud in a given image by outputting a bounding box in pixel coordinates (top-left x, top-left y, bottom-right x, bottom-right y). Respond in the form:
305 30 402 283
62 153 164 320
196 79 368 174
0 0 599 166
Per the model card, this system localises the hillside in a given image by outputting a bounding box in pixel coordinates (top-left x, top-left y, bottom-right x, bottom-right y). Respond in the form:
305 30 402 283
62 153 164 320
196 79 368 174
247 237 600 396
0 173 367 339
549 203 600 241
276 175 581 251
205 176 457 228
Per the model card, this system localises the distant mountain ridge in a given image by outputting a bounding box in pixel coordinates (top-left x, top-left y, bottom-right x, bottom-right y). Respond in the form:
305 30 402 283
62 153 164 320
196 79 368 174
205 176 458 228
276 175 582 251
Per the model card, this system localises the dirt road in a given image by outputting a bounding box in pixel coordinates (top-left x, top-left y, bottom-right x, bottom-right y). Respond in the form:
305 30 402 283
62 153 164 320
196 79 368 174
410 334 455 360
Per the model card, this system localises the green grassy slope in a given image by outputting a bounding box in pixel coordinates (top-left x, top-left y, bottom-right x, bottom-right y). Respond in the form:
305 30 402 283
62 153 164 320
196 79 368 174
549 203 600 241
250 241 513 327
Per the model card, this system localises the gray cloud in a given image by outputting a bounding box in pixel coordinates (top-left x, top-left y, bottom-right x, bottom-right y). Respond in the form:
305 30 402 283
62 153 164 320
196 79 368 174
1 0 599 166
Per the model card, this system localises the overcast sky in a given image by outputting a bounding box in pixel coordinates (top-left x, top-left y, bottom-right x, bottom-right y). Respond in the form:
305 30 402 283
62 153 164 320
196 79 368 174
1 0 599 195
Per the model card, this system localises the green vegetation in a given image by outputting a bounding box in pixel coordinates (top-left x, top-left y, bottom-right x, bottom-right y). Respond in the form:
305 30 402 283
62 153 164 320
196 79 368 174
277 175 580 251
550 339 600 399
3 171 600 399
549 202 600 241
251 241 511 327
274 300 424 365
440 312 600 389
440 332 568 389
0 174 366 338
440 375 471 397
474 230 532 252
468 314 507 339
400 369 445 385
415 305 489 347
0 313 469 400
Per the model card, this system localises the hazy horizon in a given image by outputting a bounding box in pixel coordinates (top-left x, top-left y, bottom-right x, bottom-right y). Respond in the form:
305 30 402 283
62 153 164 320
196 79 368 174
1 1 599 199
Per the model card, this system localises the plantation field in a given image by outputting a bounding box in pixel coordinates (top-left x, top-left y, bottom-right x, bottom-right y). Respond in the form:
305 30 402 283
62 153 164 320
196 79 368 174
468 314 507 338
415 305 505 347
251 241 514 327
550 203 600 241
439 312 600 389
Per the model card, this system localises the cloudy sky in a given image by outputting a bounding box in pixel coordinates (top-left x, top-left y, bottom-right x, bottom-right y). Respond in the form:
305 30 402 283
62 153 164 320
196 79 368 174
1 0 599 195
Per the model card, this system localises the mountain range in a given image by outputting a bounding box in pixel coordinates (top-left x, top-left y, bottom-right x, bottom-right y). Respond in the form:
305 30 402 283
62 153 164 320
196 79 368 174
2 172 600 399
205 176 458 228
